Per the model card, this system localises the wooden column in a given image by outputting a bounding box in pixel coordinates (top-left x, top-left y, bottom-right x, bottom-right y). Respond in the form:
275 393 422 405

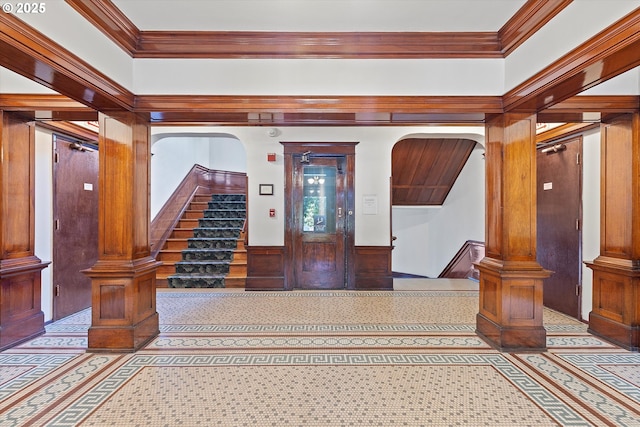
585 113 640 351
85 112 160 352
0 111 48 350
476 113 551 352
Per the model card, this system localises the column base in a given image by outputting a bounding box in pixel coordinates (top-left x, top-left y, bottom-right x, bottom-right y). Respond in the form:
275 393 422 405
0 258 48 350
588 312 639 352
88 311 159 353
476 312 547 353
85 257 161 352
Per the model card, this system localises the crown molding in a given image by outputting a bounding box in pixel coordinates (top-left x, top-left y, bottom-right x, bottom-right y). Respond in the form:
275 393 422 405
503 8 640 112
499 0 573 55
66 0 568 59
0 12 134 111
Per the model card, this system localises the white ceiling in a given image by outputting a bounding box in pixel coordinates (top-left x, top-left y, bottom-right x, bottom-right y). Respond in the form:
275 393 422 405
111 0 527 32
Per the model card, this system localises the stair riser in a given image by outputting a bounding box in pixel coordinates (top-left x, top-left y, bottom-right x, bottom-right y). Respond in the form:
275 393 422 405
178 219 199 228
158 252 183 262
188 239 239 249
158 265 177 275
208 202 246 210
184 211 205 219
193 229 241 239
204 209 246 218
199 219 244 228
182 250 234 261
211 194 246 202
229 264 247 275
175 263 230 275
232 252 247 261
168 277 225 288
164 240 188 250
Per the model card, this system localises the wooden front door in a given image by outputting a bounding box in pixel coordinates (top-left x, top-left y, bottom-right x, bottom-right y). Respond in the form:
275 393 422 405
53 135 99 320
537 137 582 319
292 156 347 289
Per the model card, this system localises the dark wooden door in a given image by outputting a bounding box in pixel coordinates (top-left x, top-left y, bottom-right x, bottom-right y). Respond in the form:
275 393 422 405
292 156 346 289
537 137 582 319
53 135 99 320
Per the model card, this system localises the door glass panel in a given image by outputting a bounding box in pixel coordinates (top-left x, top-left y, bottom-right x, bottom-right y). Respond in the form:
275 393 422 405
302 166 336 233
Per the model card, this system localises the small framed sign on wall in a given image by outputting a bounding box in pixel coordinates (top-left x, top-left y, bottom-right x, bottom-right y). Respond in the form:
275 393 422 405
259 184 274 195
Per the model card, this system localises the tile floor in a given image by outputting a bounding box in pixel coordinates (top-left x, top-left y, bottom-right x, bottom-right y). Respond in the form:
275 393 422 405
1 279 639 426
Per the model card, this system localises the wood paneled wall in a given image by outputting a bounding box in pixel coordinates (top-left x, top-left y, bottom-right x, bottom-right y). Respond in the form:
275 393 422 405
354 246 393 290
0 112 48 350
245 246 286 290
585 113 640 351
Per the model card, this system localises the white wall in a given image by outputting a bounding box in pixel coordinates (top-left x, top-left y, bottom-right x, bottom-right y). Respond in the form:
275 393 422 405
34 128 54 322
150 134 246 219
504 0 639 92
392 144 485 277
581 128 601 321
151 126 484 248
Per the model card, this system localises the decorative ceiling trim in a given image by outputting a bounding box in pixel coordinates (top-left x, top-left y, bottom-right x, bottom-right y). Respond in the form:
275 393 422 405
0 12 134 111
0 94 93 111
503 8 640 112
65 0 139 55
544 95 640 112
136 31 502 59
65 0 569 59
499 0 573 56
134 95 504 113
0 4 637 125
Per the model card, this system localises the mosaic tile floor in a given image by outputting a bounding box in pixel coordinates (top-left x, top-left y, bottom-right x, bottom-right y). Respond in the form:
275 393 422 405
1 282 639 426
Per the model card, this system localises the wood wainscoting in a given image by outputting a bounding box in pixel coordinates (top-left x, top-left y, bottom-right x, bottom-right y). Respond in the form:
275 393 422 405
354 246 393 290
245 246 286 290
246 246 392 290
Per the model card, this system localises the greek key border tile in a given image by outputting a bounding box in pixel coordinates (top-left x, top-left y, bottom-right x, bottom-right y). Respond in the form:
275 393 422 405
0 355 119 427
518 353 640 425
0 354 78 401
557 354 640 403
45 353 590 427
157 290 481 298
146 335 491 350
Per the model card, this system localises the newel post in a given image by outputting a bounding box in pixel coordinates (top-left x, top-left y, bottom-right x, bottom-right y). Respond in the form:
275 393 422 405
476 113 551 352
84 112 160 352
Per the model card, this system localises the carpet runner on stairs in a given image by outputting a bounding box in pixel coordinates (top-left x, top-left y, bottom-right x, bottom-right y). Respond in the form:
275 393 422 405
168 194 246 288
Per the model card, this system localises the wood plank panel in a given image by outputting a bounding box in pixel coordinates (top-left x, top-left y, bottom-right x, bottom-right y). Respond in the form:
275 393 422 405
392 138 476 205
245 246 285 290
354 246 393 290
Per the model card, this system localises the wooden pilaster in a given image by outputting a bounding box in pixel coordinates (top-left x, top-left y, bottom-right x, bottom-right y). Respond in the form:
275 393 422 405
476 113 551 352
585 112 640 351
0 111 48 350
84 112 160 352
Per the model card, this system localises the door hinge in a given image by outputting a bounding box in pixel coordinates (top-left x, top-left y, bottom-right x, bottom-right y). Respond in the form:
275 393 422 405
576 153 580 165
54 219 60 230
576 219 580 231
55 285 60 297
575 284 581 296
54 151 59 163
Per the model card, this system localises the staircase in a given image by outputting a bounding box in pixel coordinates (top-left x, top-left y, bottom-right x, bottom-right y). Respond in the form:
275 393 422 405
156 193 247 288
